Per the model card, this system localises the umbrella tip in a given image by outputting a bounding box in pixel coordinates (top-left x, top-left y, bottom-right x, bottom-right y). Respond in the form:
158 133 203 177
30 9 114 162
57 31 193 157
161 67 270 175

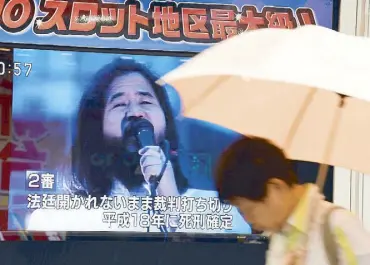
156 78 166 86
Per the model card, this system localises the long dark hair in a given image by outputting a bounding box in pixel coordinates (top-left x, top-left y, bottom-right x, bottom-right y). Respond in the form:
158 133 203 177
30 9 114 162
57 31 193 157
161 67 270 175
66 58 188 198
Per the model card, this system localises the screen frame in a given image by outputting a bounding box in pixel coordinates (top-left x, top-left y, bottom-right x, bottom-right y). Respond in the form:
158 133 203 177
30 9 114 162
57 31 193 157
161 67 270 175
7 46 256 237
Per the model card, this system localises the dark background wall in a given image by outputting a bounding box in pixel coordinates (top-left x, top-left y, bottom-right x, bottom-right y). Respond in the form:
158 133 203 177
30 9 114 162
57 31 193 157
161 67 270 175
0 240 268 265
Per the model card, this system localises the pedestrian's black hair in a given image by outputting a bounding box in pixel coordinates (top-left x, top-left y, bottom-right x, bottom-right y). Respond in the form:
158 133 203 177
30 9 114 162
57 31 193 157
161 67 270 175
216 136 297 202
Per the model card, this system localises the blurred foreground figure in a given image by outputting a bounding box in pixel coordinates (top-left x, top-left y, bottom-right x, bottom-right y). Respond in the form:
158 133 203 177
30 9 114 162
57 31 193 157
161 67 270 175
216 136 370 265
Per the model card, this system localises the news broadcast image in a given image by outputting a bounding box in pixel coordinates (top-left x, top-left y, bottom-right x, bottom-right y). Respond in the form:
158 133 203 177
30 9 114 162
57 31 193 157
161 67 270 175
7 49 252 234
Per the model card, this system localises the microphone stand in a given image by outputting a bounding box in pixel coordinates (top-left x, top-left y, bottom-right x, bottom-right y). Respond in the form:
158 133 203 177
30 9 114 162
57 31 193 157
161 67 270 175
149 175 160 198
147 155 169 235
126 118 171 236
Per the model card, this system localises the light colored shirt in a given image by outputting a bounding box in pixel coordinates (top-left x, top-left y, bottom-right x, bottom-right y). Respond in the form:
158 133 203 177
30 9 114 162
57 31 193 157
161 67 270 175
266 184 370 265
26 188 251 234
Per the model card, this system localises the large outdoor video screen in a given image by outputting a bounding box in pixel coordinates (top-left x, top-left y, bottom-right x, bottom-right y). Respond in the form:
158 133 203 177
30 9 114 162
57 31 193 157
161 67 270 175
7 48 253 234
0 0 336 236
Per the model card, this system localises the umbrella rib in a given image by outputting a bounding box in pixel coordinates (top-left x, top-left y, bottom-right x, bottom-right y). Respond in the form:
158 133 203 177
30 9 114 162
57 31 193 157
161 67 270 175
316 105 343 189
283 88 317 151
185 76 231 113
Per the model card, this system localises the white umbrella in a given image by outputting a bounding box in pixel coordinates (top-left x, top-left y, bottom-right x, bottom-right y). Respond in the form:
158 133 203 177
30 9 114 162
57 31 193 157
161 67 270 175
158 25 370 188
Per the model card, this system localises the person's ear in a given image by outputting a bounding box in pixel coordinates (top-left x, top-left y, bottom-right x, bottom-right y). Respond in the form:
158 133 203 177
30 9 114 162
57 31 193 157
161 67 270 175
267 178 287 192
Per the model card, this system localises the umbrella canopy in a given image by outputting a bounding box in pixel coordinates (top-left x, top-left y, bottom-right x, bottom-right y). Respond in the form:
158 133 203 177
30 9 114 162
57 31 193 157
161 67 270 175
158 25 370 184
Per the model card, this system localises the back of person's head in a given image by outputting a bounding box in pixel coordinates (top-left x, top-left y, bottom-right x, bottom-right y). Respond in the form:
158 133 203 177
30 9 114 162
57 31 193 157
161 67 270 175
216 136 297 202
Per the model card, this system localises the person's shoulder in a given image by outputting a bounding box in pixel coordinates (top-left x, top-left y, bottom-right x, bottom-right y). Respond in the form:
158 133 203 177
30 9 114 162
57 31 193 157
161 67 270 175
319 202 358 229
26 207 102 231
183 188 219 198
323 203 360 226
27 208 62 231
27 208 68 224
27 207 148 232
323 203 370 255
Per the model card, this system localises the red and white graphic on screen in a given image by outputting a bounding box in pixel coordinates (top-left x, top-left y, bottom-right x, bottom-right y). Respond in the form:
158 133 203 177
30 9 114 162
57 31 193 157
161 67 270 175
0 0 317 42
0 68 12 229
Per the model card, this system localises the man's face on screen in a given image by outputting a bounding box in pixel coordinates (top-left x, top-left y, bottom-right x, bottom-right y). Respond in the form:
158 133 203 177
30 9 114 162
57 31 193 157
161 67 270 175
103 72 166 144
231 180 293 232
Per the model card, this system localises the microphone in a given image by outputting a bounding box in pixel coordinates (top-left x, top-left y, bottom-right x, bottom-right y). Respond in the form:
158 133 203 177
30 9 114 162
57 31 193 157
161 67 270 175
121 116 156 149
121 116 159 189
129 117 156 149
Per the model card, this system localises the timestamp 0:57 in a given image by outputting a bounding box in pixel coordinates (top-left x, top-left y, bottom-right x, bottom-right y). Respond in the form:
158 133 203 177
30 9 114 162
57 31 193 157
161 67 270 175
0 61 32 77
